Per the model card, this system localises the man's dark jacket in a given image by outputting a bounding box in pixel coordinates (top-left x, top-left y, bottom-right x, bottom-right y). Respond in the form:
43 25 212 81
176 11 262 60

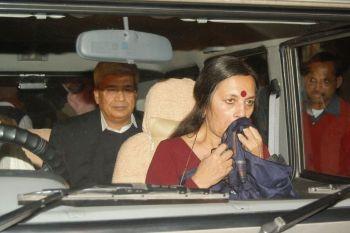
47 109 142 188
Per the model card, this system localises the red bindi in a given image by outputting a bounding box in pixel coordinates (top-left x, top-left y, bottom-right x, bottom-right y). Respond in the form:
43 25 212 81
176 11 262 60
240 90 247 97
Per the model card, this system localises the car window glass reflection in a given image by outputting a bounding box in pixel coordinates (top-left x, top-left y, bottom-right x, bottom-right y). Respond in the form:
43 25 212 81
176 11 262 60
300 39 350 178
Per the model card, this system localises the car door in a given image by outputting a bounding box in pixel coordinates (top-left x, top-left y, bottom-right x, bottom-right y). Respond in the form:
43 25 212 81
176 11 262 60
0 1 350 233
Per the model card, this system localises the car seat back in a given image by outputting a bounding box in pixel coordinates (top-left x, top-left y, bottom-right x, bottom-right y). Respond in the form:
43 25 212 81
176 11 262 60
112 78 195 183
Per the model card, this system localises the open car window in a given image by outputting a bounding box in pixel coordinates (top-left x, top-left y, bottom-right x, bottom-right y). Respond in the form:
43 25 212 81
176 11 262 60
0 1 350 232
281 28 350 183
298 36 350 180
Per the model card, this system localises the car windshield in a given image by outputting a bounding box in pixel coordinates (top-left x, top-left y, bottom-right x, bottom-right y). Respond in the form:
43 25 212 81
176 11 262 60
0 1 350 232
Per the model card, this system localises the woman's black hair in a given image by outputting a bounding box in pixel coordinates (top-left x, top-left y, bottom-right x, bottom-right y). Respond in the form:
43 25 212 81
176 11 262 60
171 55 258 138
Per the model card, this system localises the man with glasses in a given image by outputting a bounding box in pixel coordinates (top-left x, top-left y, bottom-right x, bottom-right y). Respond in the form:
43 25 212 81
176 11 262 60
47 62 142 188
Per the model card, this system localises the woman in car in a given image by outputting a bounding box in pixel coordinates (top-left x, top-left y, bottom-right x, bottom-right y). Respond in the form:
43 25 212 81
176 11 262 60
146 56 269 189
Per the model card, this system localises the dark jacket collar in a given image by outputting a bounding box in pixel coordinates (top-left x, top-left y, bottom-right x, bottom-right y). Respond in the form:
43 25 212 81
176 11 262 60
323 95 340 116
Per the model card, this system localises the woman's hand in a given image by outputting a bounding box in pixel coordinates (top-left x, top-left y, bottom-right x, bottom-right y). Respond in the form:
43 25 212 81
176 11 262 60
237 126 263 158
191 144 233 188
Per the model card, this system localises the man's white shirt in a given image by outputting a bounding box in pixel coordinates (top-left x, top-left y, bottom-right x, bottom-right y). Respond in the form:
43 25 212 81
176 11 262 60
100 112 138 133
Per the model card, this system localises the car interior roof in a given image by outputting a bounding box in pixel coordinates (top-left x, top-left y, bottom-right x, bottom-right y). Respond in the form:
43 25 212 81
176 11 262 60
0 15 319 54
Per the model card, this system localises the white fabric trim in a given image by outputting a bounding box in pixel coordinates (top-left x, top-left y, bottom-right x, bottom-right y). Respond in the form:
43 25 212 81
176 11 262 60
0 156 34 170
268 93 280 155
0 102 15 107
18 115 33 129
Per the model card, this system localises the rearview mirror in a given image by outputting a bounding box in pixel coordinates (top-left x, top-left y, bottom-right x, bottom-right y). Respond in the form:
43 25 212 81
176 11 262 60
76 30 173 63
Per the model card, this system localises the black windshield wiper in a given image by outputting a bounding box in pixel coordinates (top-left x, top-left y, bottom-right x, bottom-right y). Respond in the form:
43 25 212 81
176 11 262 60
0 189 67 232
259 185 350 233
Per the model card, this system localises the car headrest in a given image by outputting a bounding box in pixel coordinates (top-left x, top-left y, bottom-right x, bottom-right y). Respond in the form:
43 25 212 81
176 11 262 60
142 78 195 140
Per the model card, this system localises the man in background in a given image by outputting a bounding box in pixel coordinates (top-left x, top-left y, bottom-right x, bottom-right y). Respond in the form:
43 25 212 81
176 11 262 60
302 51 350 177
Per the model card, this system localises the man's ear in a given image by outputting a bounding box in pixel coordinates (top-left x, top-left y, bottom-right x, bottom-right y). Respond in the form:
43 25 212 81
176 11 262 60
93 89 100 105
336 76 343 89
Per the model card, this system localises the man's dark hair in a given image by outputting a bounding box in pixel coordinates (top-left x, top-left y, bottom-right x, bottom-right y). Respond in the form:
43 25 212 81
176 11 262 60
302 51 343 77
93 62 139 90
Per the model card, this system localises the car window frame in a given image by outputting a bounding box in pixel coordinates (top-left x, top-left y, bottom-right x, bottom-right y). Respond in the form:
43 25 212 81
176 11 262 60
1 2 350 232
280 26 350 183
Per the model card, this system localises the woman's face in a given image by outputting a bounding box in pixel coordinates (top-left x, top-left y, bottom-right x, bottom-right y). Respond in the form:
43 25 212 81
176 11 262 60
205 75 256 138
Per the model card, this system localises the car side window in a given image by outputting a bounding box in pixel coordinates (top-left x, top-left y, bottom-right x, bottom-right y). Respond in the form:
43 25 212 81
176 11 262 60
298 37 350 178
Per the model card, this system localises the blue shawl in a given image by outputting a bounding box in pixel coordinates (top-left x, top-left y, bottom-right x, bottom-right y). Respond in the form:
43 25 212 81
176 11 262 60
184 117 297 200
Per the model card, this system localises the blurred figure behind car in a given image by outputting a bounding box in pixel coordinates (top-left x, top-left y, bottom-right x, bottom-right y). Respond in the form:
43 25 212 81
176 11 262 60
62 80 96 116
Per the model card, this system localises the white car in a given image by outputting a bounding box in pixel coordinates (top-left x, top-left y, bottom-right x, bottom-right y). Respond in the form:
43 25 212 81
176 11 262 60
0 1 349 232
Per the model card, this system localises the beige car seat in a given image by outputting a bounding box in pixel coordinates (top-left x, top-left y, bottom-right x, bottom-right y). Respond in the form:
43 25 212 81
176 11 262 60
112 78 195 183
